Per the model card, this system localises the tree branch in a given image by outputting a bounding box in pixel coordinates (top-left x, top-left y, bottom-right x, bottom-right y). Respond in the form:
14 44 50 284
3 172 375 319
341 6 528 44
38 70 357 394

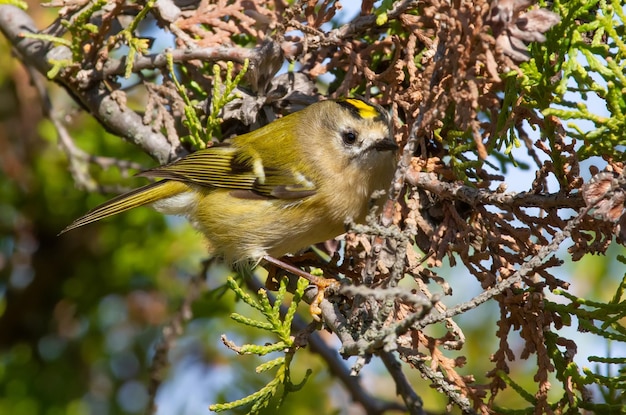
406 169 585 209
0 5 181 164
91 44 260 79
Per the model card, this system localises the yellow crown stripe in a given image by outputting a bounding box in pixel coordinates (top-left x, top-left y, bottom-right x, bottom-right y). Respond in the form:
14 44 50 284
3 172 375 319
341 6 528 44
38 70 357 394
343 98 380 119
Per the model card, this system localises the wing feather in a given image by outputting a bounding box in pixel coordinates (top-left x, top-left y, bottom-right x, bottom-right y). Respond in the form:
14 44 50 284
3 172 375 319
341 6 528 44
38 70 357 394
138 145 317 200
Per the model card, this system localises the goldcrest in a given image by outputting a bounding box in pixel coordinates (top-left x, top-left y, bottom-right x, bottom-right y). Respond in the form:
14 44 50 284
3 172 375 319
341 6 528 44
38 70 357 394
61 98 398 264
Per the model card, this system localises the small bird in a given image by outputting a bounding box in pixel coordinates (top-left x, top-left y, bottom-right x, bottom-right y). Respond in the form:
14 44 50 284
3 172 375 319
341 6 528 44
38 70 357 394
61 98 398 266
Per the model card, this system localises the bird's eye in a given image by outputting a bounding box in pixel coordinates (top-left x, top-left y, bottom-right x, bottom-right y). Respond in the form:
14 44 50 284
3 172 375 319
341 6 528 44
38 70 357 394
342 130 357 145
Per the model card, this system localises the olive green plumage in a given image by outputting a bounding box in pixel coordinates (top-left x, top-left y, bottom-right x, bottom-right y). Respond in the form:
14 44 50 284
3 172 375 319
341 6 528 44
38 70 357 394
61 98 398 264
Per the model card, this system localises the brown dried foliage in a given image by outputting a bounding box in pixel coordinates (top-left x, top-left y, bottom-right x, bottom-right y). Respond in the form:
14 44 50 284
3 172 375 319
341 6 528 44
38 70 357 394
176 0 287 47
4 0 621 413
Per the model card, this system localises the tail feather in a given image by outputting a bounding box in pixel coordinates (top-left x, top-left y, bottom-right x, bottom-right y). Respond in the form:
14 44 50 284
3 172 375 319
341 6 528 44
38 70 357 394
59 180 188 235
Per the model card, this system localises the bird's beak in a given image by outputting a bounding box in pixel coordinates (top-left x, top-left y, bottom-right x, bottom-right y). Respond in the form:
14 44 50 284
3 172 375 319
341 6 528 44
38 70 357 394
373 137 399 152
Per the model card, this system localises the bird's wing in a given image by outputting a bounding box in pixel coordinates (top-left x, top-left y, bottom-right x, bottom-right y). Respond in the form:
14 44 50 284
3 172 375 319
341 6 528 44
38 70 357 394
139 145 317 200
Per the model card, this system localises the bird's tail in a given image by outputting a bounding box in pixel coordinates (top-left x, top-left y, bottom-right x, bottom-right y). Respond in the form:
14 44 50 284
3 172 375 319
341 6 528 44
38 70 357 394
59 180 188 235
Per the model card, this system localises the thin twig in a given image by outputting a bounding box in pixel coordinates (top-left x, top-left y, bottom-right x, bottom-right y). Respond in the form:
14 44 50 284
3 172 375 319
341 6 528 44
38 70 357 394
379 351 425 415
340 285 430 306
415 206 591 330
92 45 256 79
403 355 476 414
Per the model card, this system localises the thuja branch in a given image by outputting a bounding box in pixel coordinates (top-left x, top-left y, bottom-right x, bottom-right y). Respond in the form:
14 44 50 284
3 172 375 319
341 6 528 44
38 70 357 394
87 45 261 80
406 169 585 210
